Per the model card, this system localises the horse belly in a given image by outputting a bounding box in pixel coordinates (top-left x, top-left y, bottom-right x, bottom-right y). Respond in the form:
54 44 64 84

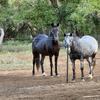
70 51 91 61
70 51 82 60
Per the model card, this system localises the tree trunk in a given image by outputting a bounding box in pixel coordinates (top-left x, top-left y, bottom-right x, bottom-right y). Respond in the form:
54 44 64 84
49 0 58 7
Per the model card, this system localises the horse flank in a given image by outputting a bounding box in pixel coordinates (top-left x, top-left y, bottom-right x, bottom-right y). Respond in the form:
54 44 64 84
65 34 98 57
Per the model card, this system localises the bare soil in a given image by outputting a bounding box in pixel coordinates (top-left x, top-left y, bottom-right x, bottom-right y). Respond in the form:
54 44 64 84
0 52 100 100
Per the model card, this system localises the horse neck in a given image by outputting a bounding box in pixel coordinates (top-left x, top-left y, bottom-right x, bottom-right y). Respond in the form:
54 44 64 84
52 39 59 46
70 36 81 52
48 36 59 47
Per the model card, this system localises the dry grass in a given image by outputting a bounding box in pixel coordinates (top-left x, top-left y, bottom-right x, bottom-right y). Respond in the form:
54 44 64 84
0 41 32 70
0 41 100 78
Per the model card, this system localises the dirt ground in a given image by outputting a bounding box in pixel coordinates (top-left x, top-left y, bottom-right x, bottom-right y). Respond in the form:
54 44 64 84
0 52 100 100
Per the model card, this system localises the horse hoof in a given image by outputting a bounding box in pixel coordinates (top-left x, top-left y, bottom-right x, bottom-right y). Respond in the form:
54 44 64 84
42 72 47 76
32 73 35 76
50 75 54 77
56 74 60 77
54 74 60 77
88 74 93 79
81 79 85 82
72 79 76 82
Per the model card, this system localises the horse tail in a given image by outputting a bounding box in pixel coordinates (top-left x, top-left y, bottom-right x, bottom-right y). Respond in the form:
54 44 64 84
32 39 40 71
35 54 40 71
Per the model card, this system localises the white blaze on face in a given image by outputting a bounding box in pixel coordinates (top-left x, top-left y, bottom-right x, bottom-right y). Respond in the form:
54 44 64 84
64 33 73 53
64 33 73 48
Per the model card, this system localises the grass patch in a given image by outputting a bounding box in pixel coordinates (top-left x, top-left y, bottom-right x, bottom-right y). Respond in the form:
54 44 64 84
0 40 67 71
1 40 32 52
0 40 32 70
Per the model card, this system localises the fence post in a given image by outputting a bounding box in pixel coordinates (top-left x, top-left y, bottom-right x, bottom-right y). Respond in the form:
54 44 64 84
66 48 69 83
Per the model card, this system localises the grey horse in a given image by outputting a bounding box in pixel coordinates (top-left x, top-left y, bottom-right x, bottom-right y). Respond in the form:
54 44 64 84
64 33 98 80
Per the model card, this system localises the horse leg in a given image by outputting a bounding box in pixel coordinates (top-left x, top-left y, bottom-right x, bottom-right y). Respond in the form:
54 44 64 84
71 60 76 80
32 55 36 76
35 54 40 73
92 57 96 73
92 54 96 75
49 56 53 76
87 57 95 79
80 59 84 80
41 55 46 76
55 55 58 76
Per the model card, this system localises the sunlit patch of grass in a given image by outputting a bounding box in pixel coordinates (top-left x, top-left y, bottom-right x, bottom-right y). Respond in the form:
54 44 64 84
0 40 33 70
1 40 32 52
0 40 68 71
0 51 32 70
0 41 66 71
0 40 96 75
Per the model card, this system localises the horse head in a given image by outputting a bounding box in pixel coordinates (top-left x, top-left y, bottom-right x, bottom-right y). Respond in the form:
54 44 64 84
49 23 59 44
64 33 73 48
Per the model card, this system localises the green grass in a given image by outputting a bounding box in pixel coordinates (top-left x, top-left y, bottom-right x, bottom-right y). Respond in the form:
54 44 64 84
0 40 32 70
1 40 32 52
0 40 67 71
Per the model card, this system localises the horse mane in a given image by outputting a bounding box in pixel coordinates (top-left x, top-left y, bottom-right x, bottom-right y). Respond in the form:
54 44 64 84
70 36 82 53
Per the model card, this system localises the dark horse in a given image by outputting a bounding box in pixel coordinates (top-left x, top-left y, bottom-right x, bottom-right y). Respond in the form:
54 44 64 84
32 23 60 76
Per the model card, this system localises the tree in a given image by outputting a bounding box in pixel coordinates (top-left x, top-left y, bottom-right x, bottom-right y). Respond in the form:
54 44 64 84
49 0 58 7
0 0 100 40
0 0 8 7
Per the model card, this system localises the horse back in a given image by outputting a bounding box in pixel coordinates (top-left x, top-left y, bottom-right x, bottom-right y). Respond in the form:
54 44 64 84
70 35 98 60
80 35 98 53
32 34 52 54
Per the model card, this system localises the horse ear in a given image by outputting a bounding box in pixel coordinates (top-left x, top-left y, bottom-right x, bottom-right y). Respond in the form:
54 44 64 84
51 23 54 27
70 33 72 36
57 23 59 27
51 23 59 27
64 33 66 37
